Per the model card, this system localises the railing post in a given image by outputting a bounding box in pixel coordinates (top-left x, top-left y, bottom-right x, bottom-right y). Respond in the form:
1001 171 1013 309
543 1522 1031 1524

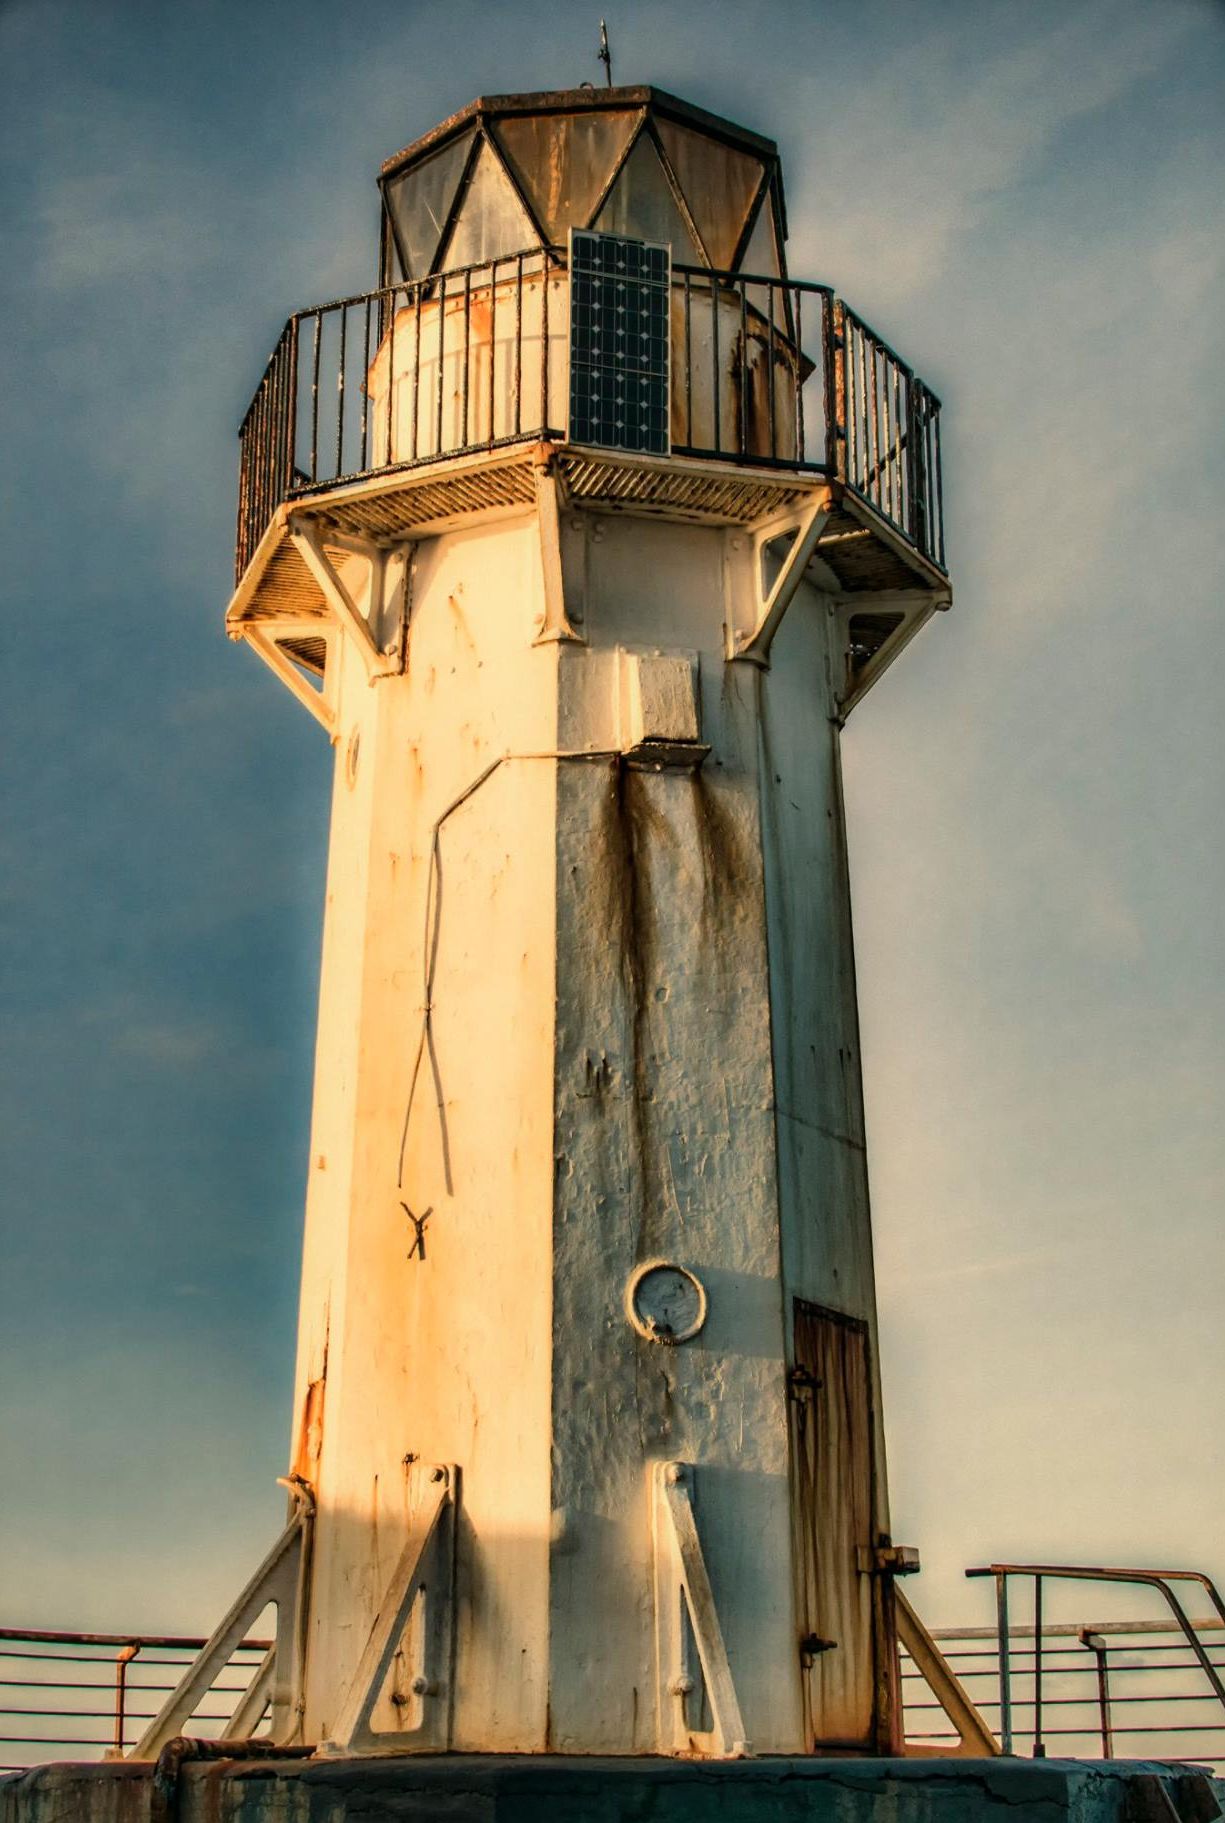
737 277 748 458
906 378 921 551
711 270 721 456
360 297 371 471
829 298 847 481
793 285 804 465
513 255 524 437
335 307 348 482
384 288 398 467
1032 1574 1045 1757
540 253 550 435
435 272 446 456
235 429 250 585
309 311 321 484
996 1571 1013 1753
765 280 776 461
487 260 498 446
113 1643 140 1755
1079 1630 1113 1758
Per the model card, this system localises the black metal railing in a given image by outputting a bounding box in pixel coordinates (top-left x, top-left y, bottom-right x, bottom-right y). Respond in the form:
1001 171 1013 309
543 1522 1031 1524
0 1627 271 1772
237 321 298 587
837 301 945 572
236 249 567 578
235 250 946 583
669 267 836 474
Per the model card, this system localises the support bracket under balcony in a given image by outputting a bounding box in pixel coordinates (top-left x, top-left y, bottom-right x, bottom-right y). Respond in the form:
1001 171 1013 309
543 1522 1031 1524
243 621 339 736
533 457 583 646
728 491 832 667
288 518 408 676
836 586 950 718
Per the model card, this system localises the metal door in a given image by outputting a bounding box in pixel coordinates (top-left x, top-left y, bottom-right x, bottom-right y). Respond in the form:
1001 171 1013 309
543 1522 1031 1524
788 1299 881 1751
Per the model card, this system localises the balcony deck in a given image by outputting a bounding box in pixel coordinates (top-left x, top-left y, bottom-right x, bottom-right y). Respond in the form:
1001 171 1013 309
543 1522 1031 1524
229 440 943 643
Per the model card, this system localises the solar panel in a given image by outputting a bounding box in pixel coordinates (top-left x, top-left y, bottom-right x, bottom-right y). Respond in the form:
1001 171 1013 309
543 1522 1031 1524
568 230 671 456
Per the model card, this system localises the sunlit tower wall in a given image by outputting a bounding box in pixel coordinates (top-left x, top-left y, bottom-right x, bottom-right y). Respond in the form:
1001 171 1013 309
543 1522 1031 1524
216 87 952 1761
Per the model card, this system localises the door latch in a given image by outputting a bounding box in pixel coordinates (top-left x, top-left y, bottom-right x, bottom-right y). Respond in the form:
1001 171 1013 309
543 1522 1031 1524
856 1543 921 1576
787 1366 822 1400
799 1633 838 1668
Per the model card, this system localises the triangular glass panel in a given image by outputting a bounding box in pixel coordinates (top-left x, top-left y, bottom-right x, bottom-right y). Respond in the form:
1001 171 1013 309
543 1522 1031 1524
592 132 703 262
493 110 638 242
383 131 474 279
655 118 763 271
738 191 781 278
438 135 540 271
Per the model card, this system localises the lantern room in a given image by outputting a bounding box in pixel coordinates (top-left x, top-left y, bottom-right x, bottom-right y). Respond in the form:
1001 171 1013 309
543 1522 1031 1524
377 87 787 286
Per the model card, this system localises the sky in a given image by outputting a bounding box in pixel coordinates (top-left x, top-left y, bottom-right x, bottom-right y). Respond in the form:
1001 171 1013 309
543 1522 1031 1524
1 0 1224 1646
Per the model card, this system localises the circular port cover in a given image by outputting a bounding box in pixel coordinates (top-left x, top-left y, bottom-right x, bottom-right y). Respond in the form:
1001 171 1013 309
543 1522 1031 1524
625 1260 707 1344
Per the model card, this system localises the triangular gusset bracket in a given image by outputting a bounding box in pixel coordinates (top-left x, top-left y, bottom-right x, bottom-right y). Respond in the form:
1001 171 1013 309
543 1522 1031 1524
894 1587 1000 1756
651 1460 751 1758
835 586 950 719
532 453 583 646
317 1461 458 1756
288 517 409 678
128 1479 314 1759
727 491 832 667
242 619 340 736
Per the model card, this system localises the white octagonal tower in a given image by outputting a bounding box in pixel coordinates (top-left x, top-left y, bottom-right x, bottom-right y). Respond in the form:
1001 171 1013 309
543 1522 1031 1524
142 86 963 1766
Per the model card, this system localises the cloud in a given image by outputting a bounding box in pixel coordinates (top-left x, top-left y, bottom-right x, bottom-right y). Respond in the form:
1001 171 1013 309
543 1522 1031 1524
786 0 1206 303
878 1238 1095 1295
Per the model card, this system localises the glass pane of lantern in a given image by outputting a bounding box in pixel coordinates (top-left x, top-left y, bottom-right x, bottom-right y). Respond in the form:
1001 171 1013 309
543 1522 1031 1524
438 135 540 271
592 132 702 261
384 130 474 278
493 110 639 242
655 117 763 270
739 191 781 277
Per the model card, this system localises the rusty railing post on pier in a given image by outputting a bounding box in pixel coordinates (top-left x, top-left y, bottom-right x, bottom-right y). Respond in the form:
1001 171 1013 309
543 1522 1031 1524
112 1643 139 1755
1078 1629 1114 1758
1032 1574 1046 1757
969 1562 1225 1764
996 1569 1014 1753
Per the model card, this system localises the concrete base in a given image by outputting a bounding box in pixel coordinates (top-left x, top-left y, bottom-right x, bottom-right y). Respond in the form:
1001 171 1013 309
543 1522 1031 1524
4 1755 1222 1823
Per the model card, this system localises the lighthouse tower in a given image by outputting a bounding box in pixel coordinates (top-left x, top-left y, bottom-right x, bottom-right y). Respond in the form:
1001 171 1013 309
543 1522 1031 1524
140 86 955 1764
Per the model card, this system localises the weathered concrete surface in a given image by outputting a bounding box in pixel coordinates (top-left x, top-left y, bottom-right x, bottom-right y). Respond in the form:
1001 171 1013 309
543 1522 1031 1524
5 1756 1219 1823
271 504 906 1752
291 518 559 1749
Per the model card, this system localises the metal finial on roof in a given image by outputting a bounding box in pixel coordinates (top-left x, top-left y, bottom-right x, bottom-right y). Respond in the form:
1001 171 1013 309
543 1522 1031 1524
599 19 613 87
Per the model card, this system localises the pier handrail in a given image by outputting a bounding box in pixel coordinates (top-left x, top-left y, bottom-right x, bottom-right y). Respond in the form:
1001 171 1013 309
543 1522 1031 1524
965 1562 1225 1756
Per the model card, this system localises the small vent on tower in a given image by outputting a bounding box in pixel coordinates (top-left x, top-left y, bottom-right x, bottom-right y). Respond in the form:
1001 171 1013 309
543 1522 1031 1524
568 230 670 456
279 635 328 679
846 612 903 682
